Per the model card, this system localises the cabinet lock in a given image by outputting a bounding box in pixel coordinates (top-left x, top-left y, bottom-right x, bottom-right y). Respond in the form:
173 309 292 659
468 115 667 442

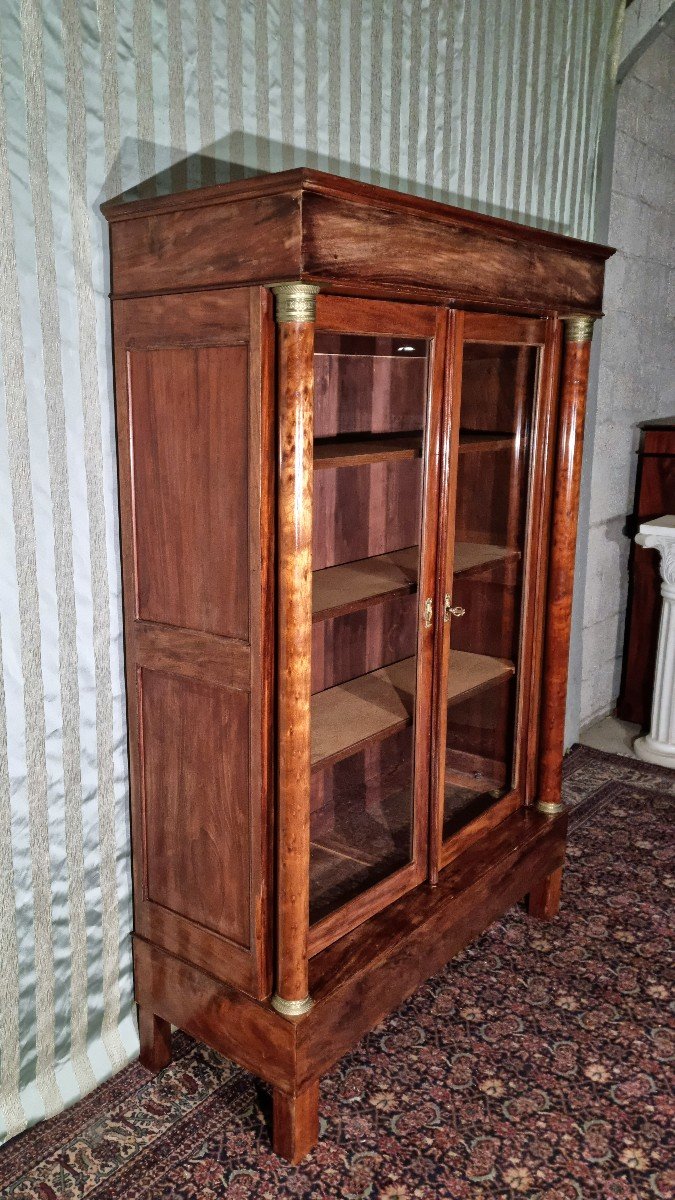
423 597 434 628
444 595 466 623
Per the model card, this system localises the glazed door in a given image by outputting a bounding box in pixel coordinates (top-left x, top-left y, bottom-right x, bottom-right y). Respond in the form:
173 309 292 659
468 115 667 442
430 312 560 872
309 295 447 954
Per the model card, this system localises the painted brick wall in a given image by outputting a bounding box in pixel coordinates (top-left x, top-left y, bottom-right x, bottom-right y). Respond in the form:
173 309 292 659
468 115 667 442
579 23 675 728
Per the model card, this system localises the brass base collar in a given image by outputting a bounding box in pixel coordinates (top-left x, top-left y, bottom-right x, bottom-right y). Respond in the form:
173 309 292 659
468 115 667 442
536 800 566 817
563 315 595 344
271 993 314 1017
271 282 320 324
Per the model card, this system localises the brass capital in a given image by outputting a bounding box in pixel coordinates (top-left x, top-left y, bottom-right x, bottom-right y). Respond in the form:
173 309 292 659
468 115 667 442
563 315 595 344
271 282 320 324
271 992 314 1017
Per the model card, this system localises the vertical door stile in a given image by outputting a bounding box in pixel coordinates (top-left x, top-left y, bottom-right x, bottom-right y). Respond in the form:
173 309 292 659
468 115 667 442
413 306 451 885
429 309 464 886
521 317 564 806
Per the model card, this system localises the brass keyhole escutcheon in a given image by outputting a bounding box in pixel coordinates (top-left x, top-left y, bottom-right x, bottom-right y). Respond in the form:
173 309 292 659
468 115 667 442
424 597 433 628
444 595 465 623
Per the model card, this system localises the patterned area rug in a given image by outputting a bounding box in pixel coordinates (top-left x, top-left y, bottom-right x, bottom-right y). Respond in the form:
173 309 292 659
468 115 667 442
1 746 673 1199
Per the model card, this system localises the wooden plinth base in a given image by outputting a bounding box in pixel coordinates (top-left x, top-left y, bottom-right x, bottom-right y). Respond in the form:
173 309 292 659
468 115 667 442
133 806 566 1161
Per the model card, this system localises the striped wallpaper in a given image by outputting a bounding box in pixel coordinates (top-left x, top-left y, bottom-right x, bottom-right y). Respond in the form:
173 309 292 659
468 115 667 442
0 0 623 1141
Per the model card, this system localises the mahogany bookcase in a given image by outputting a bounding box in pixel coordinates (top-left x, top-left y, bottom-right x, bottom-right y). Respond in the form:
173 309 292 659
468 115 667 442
102 169 612 1162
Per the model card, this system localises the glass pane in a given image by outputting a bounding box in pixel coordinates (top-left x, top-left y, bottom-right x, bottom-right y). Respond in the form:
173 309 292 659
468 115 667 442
443 341 539 840
310 333 430 925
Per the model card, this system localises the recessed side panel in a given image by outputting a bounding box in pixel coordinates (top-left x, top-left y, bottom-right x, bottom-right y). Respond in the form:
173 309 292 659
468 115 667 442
141 668 251 947
112 287 274 1000
129 343 249 638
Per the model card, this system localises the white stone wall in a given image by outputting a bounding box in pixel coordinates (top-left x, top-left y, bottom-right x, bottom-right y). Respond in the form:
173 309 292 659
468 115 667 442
578 24 675 729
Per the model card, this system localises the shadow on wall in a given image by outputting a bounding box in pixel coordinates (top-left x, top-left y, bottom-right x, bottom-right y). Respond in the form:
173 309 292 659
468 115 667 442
97 132 574 236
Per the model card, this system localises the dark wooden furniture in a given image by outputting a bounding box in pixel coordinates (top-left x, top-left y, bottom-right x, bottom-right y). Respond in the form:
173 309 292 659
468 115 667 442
103 169 611 1162
617 416 675 726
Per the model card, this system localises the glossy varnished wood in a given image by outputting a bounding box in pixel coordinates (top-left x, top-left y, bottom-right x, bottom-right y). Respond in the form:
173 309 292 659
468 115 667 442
528 865 563 920
129 341 249 636
429 311 464 883
113 287 274 1001
523 319 564 804
138 1006 172 1073
107 188 302 296
430 312 556 880
272 1082 320 1162
133 937 296 1089
298 809 567 1087
132 805 566 1096
104 169 611 1163
103 168 611 314
303 191 605 314
538 331 594 812
306 296 447 958
275 314 316 1008
134 621 250 690
141 669 251 946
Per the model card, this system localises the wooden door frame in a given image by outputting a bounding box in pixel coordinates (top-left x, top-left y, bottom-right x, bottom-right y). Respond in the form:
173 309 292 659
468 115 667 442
430 310 562 876
307 294 449 956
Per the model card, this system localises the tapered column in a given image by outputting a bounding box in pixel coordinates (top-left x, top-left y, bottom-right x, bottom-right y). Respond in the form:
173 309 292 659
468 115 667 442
271 282 319 1017
634 517 675 767
537 315 596 816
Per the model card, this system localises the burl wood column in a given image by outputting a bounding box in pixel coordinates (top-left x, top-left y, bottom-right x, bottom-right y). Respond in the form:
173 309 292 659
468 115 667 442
531 315 595 919
271 282 320 1017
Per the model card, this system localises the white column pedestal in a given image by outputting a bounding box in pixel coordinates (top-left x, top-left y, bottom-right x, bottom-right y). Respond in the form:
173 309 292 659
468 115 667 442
633 516 675 769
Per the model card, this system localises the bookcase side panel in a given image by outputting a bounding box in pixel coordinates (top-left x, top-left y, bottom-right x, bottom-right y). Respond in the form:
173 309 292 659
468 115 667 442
112 286 274 1000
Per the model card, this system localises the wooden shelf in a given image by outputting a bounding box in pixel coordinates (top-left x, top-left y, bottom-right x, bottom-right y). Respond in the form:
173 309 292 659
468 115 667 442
311 651 514 771
313 430 513 468
314 433 423 469
313 547 418 621
448 650 514 704
453 542 519 577
311 657 415 771
459 431 515 454
313 542 516 624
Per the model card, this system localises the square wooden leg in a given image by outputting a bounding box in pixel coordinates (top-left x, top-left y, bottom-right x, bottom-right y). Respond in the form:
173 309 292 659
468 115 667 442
272 1080 320 1163
138 1005 172 1072
528 866 563 921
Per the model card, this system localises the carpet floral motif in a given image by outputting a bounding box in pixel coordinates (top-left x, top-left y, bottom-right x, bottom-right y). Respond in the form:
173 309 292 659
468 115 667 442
1 746 673 1199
